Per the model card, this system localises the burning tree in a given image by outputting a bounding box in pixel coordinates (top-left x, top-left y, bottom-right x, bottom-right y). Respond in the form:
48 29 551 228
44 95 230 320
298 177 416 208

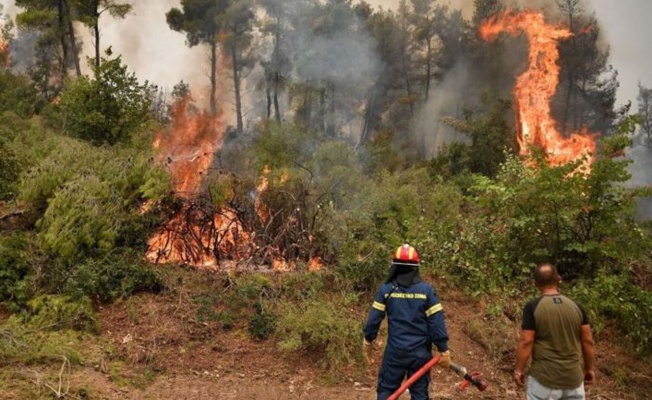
480 10 597 171
0 19 8 68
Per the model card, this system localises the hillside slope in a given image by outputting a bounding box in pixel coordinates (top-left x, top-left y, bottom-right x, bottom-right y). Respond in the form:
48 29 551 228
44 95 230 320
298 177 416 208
1 271 650 400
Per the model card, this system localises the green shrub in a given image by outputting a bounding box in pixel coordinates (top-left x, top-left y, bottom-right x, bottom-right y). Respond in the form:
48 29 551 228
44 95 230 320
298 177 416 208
192 293 236 330
276 293 361 370
0 318 83 366
571 272 652 356
64 250 163 303
440 133 648 296
228 274 274 311
248 302 276 340
0 139 19 200
0 71 41 118
0 233 37 310
25 295 99 334
55 53 155 146
15 129 169 266
330 168 463 291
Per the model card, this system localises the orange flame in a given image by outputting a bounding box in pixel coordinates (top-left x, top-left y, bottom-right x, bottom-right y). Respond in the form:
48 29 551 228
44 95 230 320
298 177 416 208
0 22 8 68
146 95 254 267
145 206 252 269
481 10 597 170
153 96 223 197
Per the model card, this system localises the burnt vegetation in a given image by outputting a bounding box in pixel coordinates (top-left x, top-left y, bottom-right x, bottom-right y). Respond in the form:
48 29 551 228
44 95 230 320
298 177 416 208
0 0 651 397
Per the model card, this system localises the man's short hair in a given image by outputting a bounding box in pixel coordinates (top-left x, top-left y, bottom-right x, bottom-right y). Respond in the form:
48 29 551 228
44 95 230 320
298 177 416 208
533 263 560 287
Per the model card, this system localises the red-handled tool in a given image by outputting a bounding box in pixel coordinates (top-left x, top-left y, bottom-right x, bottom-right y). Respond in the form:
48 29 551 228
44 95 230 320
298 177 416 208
387 355 441 400
449 363 489 392
387 357 488 400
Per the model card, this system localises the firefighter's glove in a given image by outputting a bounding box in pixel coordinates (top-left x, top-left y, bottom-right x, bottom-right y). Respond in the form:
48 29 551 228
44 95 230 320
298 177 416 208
363 339 382 364
438 350 452 369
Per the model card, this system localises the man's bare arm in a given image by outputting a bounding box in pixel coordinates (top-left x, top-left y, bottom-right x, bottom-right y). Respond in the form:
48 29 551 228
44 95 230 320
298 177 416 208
581 324 596 384
514 329 535 387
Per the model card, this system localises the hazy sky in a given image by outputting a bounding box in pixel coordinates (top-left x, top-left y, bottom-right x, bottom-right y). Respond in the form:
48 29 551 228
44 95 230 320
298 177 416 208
588 0 652 107
1 0 651 107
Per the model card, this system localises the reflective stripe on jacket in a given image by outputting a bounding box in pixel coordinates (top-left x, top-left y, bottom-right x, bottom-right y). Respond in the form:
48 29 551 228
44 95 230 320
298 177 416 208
363 281 449 353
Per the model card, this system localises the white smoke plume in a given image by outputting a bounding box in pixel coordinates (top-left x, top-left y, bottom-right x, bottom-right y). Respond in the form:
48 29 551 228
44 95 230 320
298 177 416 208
88 1 206 91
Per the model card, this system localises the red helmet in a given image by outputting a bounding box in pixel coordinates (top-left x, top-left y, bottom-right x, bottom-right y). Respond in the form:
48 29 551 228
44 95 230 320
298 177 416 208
393 244 420 264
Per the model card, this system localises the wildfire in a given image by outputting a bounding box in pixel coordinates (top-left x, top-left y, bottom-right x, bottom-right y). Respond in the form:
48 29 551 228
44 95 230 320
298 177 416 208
481 10 597 170
153 96 222 197
146 96 252 268
0 22 8 68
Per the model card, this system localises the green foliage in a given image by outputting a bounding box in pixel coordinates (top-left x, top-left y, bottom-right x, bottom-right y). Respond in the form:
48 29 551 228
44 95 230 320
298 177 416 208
448 135 643 291
0 71 41 117
64 250 163 303
166 0 224 47
249 122 368 262
330 168 463 290
248 301 276 340
55 52 155 145
37 174 120 263
438 96 516 178
24 295 99 334
17 128 170 265
0 138 20 200
193 293 236 329
276 293 361 370
0 233 37 310
571 271 652 356
252 122 319 170
361 129 402 175
0 318 83 366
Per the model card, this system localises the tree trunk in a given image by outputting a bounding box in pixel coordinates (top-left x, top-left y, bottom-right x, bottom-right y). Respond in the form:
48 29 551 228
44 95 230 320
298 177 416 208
273 80 281 123
57 0 69 78
231 45 243 135
210 39 217 116
425 38 432 101
63 0 81 76
360 81 381 147
266 86 272 119
94 20 100 68
401 52 414 116
272 28 282 123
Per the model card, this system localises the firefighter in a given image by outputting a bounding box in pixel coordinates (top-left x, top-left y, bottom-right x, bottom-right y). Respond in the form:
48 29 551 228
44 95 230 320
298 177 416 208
363 244 451 400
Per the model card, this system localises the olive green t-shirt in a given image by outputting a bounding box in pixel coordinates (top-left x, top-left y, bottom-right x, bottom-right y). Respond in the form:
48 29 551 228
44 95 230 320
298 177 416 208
522 294 589 389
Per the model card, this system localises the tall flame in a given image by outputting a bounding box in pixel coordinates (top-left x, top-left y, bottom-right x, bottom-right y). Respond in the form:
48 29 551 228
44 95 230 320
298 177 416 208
153 97 222 198
480 10 597 169
0 22 8 68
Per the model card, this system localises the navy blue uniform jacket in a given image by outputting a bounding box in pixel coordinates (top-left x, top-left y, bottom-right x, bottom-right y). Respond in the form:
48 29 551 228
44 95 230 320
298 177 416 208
364 281 449 354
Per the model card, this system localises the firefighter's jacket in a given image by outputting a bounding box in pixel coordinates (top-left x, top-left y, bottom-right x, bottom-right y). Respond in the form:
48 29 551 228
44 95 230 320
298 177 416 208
364 281 449 355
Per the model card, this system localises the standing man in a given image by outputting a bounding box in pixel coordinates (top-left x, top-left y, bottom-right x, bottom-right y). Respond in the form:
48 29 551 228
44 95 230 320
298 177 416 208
514 263 596 400
363 244 451 400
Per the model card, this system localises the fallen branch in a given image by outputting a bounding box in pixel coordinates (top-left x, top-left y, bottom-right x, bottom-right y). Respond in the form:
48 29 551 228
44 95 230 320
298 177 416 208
0 210 24 222
29 356 82 400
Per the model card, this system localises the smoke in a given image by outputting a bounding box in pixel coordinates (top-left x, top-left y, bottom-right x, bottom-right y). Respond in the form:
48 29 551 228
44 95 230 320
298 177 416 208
412 62 473 157
363 0 475 17
87 1 205 91
243 0 380 141
626 135 652 220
